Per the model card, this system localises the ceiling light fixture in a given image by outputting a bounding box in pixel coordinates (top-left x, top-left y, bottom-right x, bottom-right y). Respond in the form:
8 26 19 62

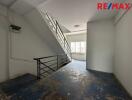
74 25 80 28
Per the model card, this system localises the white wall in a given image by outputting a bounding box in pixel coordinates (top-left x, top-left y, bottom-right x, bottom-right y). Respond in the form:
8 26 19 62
9 12 55 78
0 5 9 82
0 4 55 80
114 4 132 95
87 20 115 73
67 33 86 61
25 9 65 55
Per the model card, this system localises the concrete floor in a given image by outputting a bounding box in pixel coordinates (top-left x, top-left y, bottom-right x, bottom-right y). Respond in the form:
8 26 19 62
0 60 131 100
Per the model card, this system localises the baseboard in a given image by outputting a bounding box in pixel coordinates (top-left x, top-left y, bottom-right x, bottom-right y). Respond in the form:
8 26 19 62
114 75 132 98
86 67 113 74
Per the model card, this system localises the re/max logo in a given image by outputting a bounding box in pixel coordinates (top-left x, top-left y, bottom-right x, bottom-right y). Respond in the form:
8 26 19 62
97 2 132 10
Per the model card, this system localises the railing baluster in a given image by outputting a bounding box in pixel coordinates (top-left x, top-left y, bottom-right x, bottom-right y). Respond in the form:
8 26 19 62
64 38 65 48
57 55 59 69
56 21 58 35
37 59 41 79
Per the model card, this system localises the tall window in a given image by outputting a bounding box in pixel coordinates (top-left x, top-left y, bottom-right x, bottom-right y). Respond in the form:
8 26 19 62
71 41 86 53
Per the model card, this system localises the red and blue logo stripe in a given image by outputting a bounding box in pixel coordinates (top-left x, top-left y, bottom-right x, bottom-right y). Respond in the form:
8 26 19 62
97 2 132 10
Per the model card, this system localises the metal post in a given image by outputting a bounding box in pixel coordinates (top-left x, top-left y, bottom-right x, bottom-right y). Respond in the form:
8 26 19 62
57 55 59 69
56 21 58 35
37 59 41 79
64 38 65 48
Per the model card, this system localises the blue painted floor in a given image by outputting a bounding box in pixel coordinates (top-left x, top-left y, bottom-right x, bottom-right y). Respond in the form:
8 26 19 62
0 60 131 100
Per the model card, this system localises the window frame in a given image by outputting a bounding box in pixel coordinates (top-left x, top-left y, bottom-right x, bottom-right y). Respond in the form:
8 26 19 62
71 41 86 54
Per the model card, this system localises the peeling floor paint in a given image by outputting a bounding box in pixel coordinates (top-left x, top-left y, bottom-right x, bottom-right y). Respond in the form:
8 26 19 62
0 60 131 100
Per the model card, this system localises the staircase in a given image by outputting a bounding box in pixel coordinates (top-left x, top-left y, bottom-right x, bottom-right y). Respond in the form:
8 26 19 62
39 10 71 60
28 9 72 79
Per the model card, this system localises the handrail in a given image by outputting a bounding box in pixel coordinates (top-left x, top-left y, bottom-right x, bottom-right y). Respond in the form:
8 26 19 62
34 55 57 60
56 21 71 49
34 54 71 79
45 13 56 28
44 12 71 59
34 54 69 60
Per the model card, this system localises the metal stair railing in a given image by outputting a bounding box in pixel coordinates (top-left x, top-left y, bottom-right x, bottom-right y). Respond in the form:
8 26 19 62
34 54 70 79
44 12 71 60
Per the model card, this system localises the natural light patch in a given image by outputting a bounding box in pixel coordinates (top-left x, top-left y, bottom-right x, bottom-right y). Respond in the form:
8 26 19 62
71 41 86 54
